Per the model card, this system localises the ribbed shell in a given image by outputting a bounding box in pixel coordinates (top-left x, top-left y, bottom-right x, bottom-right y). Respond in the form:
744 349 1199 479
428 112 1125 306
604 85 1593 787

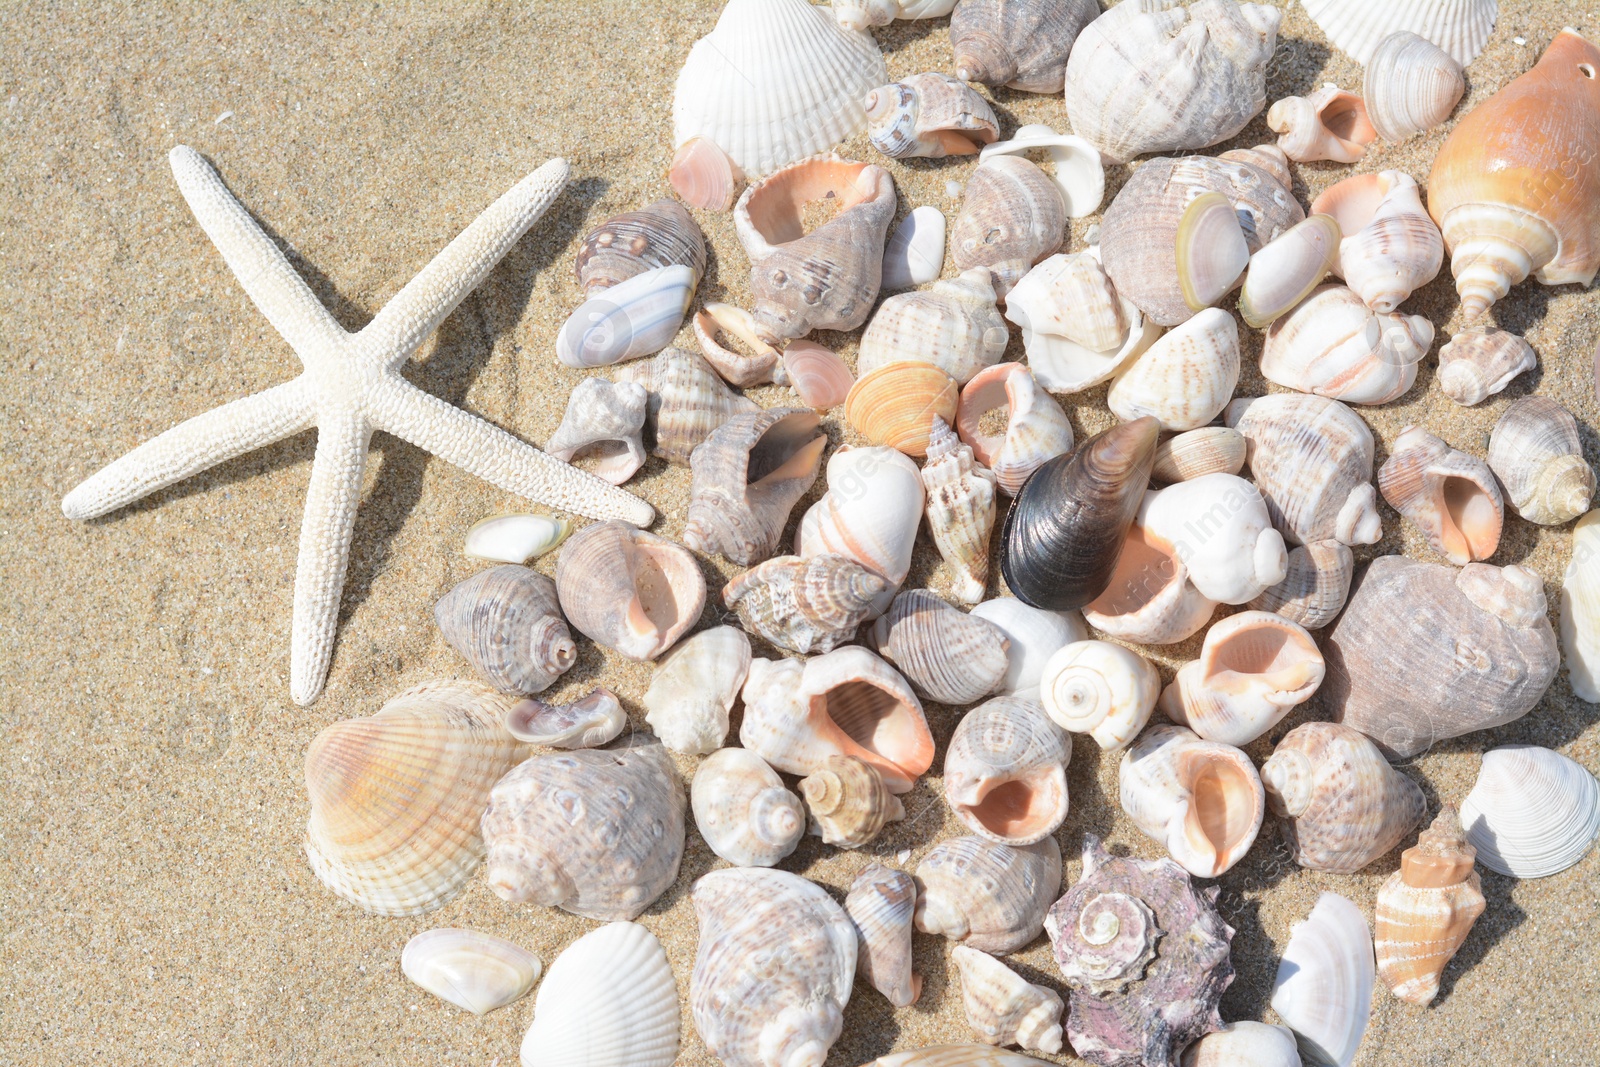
1182 1023 1302 1067
684 407 825 565
1004 252 1125 352
402 928 540 1016
858 268 1009 384
914 835 1062 953
1107 308 1239 431
1378 426 1503 565
724 554 890 655
575 199 707 293
950 155 1066 297
555 520 706 661
1260 284 1431 406
1486 396 1595 525
1158 611 1325 748
520 922 679 1067
1300 0 1498 66
869 589 1011 705
433 566 576 695
951 946 1064 1054
869 1049 1056 1067
944 695 1071 845
670 137 742 212
1373 807 1486 1005
643 625 752 755
1364 32 1466 142
1151 427 1246 484
1039 639 1160 751
846 864 921 1007
1459 745 1600 878
923 417 999 605
1248 539 1355 630
1436 327 1537 406
784 340 856 409
865 72 1000 159
1269 892 1374 1067
956 362 1075 496
692 747 805 867
1118 724 1265 879
801 753 905 848
1315 171 1445 313
797 445 926 593
950 0 1098 93
543 377 649 485
845 362 962 458
615 346 761 466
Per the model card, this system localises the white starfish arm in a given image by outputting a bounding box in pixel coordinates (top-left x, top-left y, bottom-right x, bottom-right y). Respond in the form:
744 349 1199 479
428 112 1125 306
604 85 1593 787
62 377 318 520
358 158 572 369
289 407 372 706
370 377 655 527
169 145 346 356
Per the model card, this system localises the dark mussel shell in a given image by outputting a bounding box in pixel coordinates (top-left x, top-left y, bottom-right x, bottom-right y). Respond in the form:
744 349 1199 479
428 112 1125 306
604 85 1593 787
1000 416 1160 610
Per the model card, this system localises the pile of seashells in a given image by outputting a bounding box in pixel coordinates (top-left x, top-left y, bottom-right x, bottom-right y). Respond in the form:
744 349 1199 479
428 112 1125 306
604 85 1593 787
303 3 1600 1067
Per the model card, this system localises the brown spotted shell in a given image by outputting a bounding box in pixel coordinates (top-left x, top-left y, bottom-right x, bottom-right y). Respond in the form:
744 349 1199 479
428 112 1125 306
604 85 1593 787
575 198 707 293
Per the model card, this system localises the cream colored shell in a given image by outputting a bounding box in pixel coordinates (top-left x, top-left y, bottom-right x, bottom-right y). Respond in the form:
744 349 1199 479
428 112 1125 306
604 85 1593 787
869 589 1012 705
858 268 1009 384
1459 745 1600 878
1107 307 1239 431
1140 473 1289 605
544 377 649 484
614 346 760 466
801 753 905 848
922 417 998 605
944 695 1071 846
1436 327 1537 406
1378 425 1503 565
1373 806 1485 1006
643 625 752 755
555 520 707 661
1365 32 1466 142
1269 892 1375 1067
797 445 925 610
1039 639 1159 751
402 928 540 1016
1267 85 1376 163
949 155 1066 297
955 362 1075 496
1314 171 1445 313
1260 284 1432 406
520 922 679 1067
692 747 805 867
1562 511 1600 702
1158 610 1325 747
1300 0 1499 66
1118 724 1265 878
1248 539 1355 630
1486 396 1594 525
846 863 922 1007
951 946 1064 1054
914 835 1062 953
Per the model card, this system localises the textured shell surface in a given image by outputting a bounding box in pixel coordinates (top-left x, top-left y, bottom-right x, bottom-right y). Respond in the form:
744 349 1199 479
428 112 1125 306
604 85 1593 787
971 596 1088 700
684 407 825 565
1364 32 1466 142
797 445 925 601
944 695 1071 845
1248 539 1355 630
1181 1022 1302 1067
615 346 761 466
690 868 856 1067
956 362 1075 496
1008 256 1156 394
836 0 958 31
576 198 707 293
979 124 1106 218
434 565 575 696
864 72 1000 159
694 303 783 388
844 361 962 459
554 520 706 661
1139 473 1289 605
643 625 752 755
520 921 679 1067
1218 143 1293 189
672 0 888 177
1044 836 1235 1067
401 927 540 1016
857 268 1009 384
481 738 685 921
881 206 948 289
1062 0 1281 164
914 834 1062 954
1260 722 1426 873
783 339 856 409
1436 326 1537 406
1237 214 1342 329
1082 520 1218 647
1040 639 1159 751
1373 806 1485 1005
463 513 571 564
692 747 805 868
555 263 696 369
1458 745 1600 878
1267 85 1377 164
303 679 528 917
1107 310 1239 432
869 1048 1056 1067
1561 510 1600 701
952 0 1098 93
1260 284 1432 406
1158 611 1325 748
1314 171 1445 314
504 688 626 750
1151 427 1247 485
846 863 922 1007
1269 892 1374 1067
724 553 890 655
1378 426 1503 564
1486 396 1594 525
544 377 649 485
951 945 1065 1054
923 417 999 604
801 753 906 848
1300 0 1498 66
1118 724 1265 879
950 155 1066 298
670 136 743 212
869 589 1011 705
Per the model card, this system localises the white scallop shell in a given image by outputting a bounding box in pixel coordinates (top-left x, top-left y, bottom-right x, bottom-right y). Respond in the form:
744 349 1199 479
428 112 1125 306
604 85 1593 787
1270 892 1375 1067
556 264 696 368
643 626 753 755
692 747 806 868
970 597 1088 699
1039 639 1160 751
463 514 571 564
979 124 1104 218
1300 0 1498 66
882 206 947 289
402 928 540 1016
1561 510 1600 702
1140 473 1288 605
1107 307 1240 431
520 922 679 1067
1458 745 1600 878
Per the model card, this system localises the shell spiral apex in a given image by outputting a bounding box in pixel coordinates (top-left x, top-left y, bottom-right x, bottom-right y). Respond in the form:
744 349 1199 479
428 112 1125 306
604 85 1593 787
1374 806 1486 1005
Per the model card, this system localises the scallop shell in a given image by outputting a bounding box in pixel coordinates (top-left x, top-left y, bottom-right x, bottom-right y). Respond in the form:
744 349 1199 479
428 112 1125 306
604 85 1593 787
672 0 888 177
576 199 707 294
1248 539 1355 630
915 835 1062 954
1175 191 1250 312
1082 520 1219 647
844 362 962 458
797 445 926 602
858 269 1009 385
1313 171 1445 314
1436 327 1537 406
980 124 1106 218
1300 0 1498 66
1063 1 1282 164
1007 254 1157 394
1373 806 1486 1005
869 589 1012 705
865 72 1000 159
555 520 705 661
614 346 761 466
783 340 856 409
1237 214 1343 329
1364 32 1466 142
1119 724 1265 879
1260 284 1431 406
520 922 679 1067
1181 1022 1302 1067
1159 611 1325 747
464 513 571 564
1561 510 1600 701
670 137 743 212
302 679 528 916
970 597 1088 700
846 863 922 1007
433 565 576 695
1487 396 1595 525
544 377 649 485
1378 426 1503 564
945 695 1071 845
724 553 890 655
1040 640 1159 751
1139 473 1289 605
691 868 857 1067
740 646 934 792
882 206 948 289
1267 85 1376 163
923 416 999 605
868 1047 1056 1067
952 946 1065 1054
836 0 958 31
1459 745 1600 878
1270 893 1374 1067
402 928 540 1016
956 363 1075 496
1261 722 1427 873
801 753 906 848
693 303 784 388
504 688 626 750
643 625 752 755
1107 308 1240 431
950 155 1066 298
1151 427 1247 485
692 747 805 867
952 0 1097 93
556 263 696 368
684 407 825 566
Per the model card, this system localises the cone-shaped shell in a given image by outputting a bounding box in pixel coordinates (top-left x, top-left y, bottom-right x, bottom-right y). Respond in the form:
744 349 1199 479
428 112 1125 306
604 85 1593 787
1301 0 1498 66
1312 171 1445 314
504 688 626 750
1378 426 1503 564
914 835 1062 953
1138 473 1289 605
865 72 1000 159
869 589 1012 705
434 566 576 695
520 922 679 1067
845 362 962 458
643 626 752 755
1267 85 1377 163
847 864 922 1007
957 362 1076 496
945 695 1071 845
952 946 1065 1054
951 0 1098 93
1373 806 1486 1005
555 520 706 661
1082 521 1218 647
1487 396 1594 525
692 747 805 867
615 346 761 466
1459 745 1600 878
1040 639 1160 751
1260 284 1432 406
1159 611 1325 747
1238 214 1343 329
576 199 707 293
402 928 540 1016
1151 428 1247 485
1107 309 1239 432
684 407 826 565
1119 724 1265 878
1248 539 1355 630
971 597 1089 700
858 268 1009 384
1269 892 1374 1067
463 513 570 565
1562 511 1600 701
797 445 926 599
801 753 906 848
1436 327 1537 406
950 155 1066 298
670 137 743 212
923 417 999 604
724 554 890 655
1365 32 1467 142
1182 1022 1302 1067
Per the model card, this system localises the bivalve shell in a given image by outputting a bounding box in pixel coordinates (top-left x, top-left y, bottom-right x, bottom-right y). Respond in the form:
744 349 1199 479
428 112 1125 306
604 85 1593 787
670 137 743 212
1260 284 1432 406
684 407 825 566
402 928 540 1016
858 268 1010 385
1436 327 1536 406
1487 396 1594 525
1175 191 1249 312
1364 32 1466 142
1238 214 1342 329
433 565 576 695
915 835 1062 954
844 362 961 458
692 747 805 868
643 626 752 755
1039 639 1160 751
1378 426 1503 565
1181 1022 1302 1067
1300 0 1498 66
1151 427 1247 484
950 155 1066 298
1269 892 1374 1067
956 362 1075 496
1119 724 1265 879
952 946 1065 1054
1561 510 1600 701
944 695 1071 845
520 922 679 1067
1159 611 1325 747
847 863 922 1007
869 589 1011 705
783 340 855 409
867 1047 1055 1067
1107 308 1239 431
555 520 706 661
463 513 570 564
1459 745 1600 878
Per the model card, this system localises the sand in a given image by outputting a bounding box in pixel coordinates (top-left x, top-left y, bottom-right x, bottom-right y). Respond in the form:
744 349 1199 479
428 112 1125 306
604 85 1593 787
2 2 1598 1065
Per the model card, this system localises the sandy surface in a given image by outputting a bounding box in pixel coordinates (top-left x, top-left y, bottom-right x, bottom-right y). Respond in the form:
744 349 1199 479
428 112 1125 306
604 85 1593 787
3 2 1599 1065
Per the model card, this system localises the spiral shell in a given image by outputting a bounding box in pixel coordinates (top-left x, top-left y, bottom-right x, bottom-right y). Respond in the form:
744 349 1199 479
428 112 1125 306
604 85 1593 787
858 268 1009 385
844 362 962 459
692 747 805 867
1267 84 1376 163
1040 640 1159 751
835 0 957 31
950 155 1066 298
544 377 649 485
971 597 1088 700
1107 308 1240 431
1436 327 1537 407
846 864 921 1007
864 72 1000 159
643 625 752 755
956 362 1075 496
952 946 1064 1054
402 928 540 1016
980 125 1106 218
800 753 906 848
1248 539 1355 630
1119 724 1265 879
1486 396 1595 526
869 589 1011 705
520 922 680 1067
797 445 926 602
684 407 825 565
1159 611 1325 747
433 565 576 695
576 198 707 294
724 554 890 655
615 346 760 466
951 0 1098 93
1313 171 1445 314
944 695 1071 845
915 835 1062 954
555 520 705 661
923 417 999 605
504 688 626 750
1138 473 1289 606
1006 253 1155 394
1378 426 1503 565
1365 32 1466 142
1260 284 1432 406
1373 806 1486 1005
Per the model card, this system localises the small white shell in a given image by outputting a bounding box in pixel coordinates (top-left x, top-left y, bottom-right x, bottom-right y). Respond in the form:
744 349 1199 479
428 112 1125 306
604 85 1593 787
836 0 958 32
544 378 650 484
969 597 1088 699
1140 474 1289 605
1005 252 1157 394
556 264 696 368
692 747 805 868
979 124 1105 218
1237 214 1342 330
882 206 947 289
1159 611 1325 747
1312 171 1445 314
955 362 1075 496
1561 511 1600 702
1260 284 1432 406
1267 85 1377 163
1038 640 1159 751
402 928 540 1016
1437 327 1537 406
944 696 1071 846
796 446 926 613
643 626 753 755
520 922 679 1067
1183 1022 1303 1067
504 689 626 749
1107 308 1240 431
463 514 571 564
1364 32 1466 142
1270 892 1374 1067
951 946 1064 1054
1458 745 1600 878
846 863 922 1007
1119 724 1265 879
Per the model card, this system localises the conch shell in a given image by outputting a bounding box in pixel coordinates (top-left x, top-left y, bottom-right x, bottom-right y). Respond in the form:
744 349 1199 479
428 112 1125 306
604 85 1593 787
683 407 825 565
615 346 760 466
1159 610 1326 747
951 0 1098 93
944 695 1071 846
575 198 707 294
956 363 1074 496
1486 396 1595 525
1039 639 1160 751
643 625 752 755
544 377 649 484
950 155 1065 298
1436 327 1537 407
1081 519 1218 647
922 417 998 605
869 589 1011 705
691 747 804 868
1311 171 1445 314
433 565 576 695
1260 284 1432 406
1374 806 1486 1005
846 863 921 1007
1364 31 1467 142
724 553 889 655
864 72 999 158
1118 724 1265 879
951 946 1065 1054
1138 472 1289 606
1267 85 1376 163
858 268 1009 385
1377 426 1503 565
800 754 905 848
554 520 705 661
914 835 1062 953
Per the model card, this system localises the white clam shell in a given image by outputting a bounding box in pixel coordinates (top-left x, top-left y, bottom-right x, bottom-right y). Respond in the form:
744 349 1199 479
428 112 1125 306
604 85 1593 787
1300 0 1498 66
1561 510 1600 702
1140 474 1289 604
401 928 540 1016
1039 639 1159 751
1183 1022 1303 1067
1107 307 1240 431
796 445 926 614
1118 724 1265 878
1261 285 1432 406
521 922 679 1067
1158 610 1325 747
1364 32 1466 142
951 945 1064 1054
643 625 752 754
1270 892 1375 1067
692 747 805 868
1458 745 1600 878
882 206 947 289
556 264 696 369
836 0 958 32
979 124 1104 218
970 597 1087 699
463 513 571 564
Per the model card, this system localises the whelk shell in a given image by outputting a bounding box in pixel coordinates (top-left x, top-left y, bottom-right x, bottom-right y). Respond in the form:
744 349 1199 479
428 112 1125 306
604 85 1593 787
1436 327 1536 406
504 688 626 750
950 155 1066 298
670 136 743 212
1300 0 1498 66
783 339 855 409
1005 252 1154 393
844 362 961 459
575 198 707 294
869 588 1012 705
684 407 825 566
1312 171 1445 314
914 834 1062 954
544 377 649 485
1138 472 1289 605
1175 191 1249 312
556 263 696 368
801 753 906 848
1269 892 1374 1067
836 0 957 31
1486 396 1594 526
1106 307 1240 431
692 747 805 868
846 863 922 1007
519 922 679 1067
1248 539 1355 630
864 72 999 159
1373 806 1485 1005
1267 85 1377 163
945 695 1071 845
952 946 1064 1054
1151 427 1247 485
463 513 570 564
1181 1022 1302 1067
956 362 1075 496
979 124 1106 218
642 625 752 755
724 553 889 655
970 596 1088 700
433 565 575 695
1237 214 1342 330
1260 284 1432 406
1561 510 1600 701
1378 426 1503 565
1159 611 1325 748
881 206 948 289
797 444 925 604
554 520 705 661
402 928 540 1016
615 346 760 466
1459 745 1600 878
951 0 1098 93
1039 639 1160 751
923 416 999 605
1119 724 1265 879
858 268 1010 385
693 303 783 388
1364 32 1466 142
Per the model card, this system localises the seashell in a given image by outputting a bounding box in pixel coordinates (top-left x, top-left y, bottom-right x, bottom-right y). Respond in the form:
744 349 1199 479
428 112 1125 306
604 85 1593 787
303 680 527 916
951 0 1098 93
971 597 1088 699
1378 426 1503 564
1300 0 1498 67
670 136 743 212
402 928 540 1016
882 206 947 289
615 346 761 466
1312 171 1445 313
1218 143 1293 189
783 340 855 409
483 739 684 920
1063 0 1281 164
1099 153 1304 328
673 0 888 178
1436 327 1536 406
464 513 570 564
1238 214 1343 329
504 688 626 749
836 0 957 31
684 407 825 566
797 445 925 602
865 72 1000 159
846 863 921 1007
952 946 1064 1054
740 646 934 791
520 921 679 1067
1260 284 1432 405
1427 30 1600 319
923 416 999 605
1270 893 1374 1067
1040 639 1159 751
868 1048 1056 1067
844 362 961 458
735 154 897 342
555 520 705 661
1373 806 1486 1005
1159 611 1325 747
1000 417 1161 611
1005 254 1155 393
1175 191 1249 312
556 264 696 368
1459 745 1600 878
544 377 649 484
1181 1022 1303 1067
1487 396 1595 525
981 124 1104 219
1261 722 1427 873
1107 308 1239 431
915 835 1062 953
1151 427 1246 485
869 589 1011 705
1119 724 1265 878
690 868 856 1067
945 695 1071 845
801 753 906 847
692 747 805 868
1082 520 1218 647
724 554 889 655
1562 510 1600 701
858 269 1010 385
956 363 1074 496
1267 85 1376 163
1045 835 1235 1067
693 303 784 388
1139 473 1289 605
1225 394 1382 546
1248 539 1355 630
643 625 752 755
576 198 707 294
1325 557 1559 758
434 565 576 695
950 155 1066 298
1364 32 1466 142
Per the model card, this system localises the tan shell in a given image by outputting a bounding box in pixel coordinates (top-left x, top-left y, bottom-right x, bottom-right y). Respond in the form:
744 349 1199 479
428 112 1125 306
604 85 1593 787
504 688 626 750
869 589 1011 705
482 738 685 920
303 680 528 916
952 946 1064 1054
1364 32 1466 142
1260 284 1432 406
643 625 752 755
1378 426 1503 565
914 835 1062 954
575 198 707 293
1248 539 1355 630
950 155 1065 298
864 72 1000 158
723 553 890 655
1158 610 1326 748
1151 427 1247 484
867 1049 1056 1067
691 747 805 868
1118 724 1264 879
433 565 576 695
544 377 649 485
858 268 1009 385
1312 171 1445 313
784 339 855 409
1267 84 1377 163
845 362 961 459
1374 806 1486 1005
684 407 825 565
615 346 760 466
951 0 1098 93
555 520 706 661
846 863 922 1007
1218 143 1292 188
955 362 1075 496
944 695 1071 846
1182 1022 1302 1067
693 303 784 388
1437 327 1537 406
1486 396 1595 525
922 417 998 605
800 753 906 848
1004 252 1126 353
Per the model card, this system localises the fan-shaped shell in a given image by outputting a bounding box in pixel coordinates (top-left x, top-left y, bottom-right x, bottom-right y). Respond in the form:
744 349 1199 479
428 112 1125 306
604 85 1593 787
1151 427 1246 484
1119 724 1265 879
1459 745 1600 878
1040 639 1160 751
846 864 921 1007
724 554 890 655
555 520 705 661
684 407 825 565
1486 396 1594 526
859 268 1009 385
945 695 1071 845
864 72 1000 159
1373 806 1486 1005
915 835 1062 954
643 625 752 755
576 199 707 293
1364 32 1466 142
800 753 906 848
504 688 626 750
1300 0 1498 66
869 589 1011 705
970 597 1088 700
844 362 962 459
950 155 1066 298
521 922 679 1067
544 377 649 485
1270 893 1374 1067
952 946 1064 1054
1312 171 1445 314
1248 539 1355 630
923 417 999 605
797 445 926 602
1267 85 1376 164
1261 285 1431 406
434 565 576 695
956 362 1075 496
1436 327 1537 406
692 747 805 868
402 928 540 1016
1378 426 1503 564
1159 611 1325 747
783 339 856 409
951 0 1098 94
670 137 743 212
615 346 761 466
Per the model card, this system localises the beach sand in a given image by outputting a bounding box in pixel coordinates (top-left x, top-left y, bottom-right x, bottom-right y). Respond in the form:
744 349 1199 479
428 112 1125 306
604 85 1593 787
2 2 1598 1064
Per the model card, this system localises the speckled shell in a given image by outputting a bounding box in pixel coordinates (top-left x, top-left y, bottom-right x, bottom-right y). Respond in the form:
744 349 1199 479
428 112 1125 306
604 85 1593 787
951 0 1098 93
1487 396 1595 525
504 688 626 750
555 520 706 661
690 868 857 1067
1006 254 1154 394
956 362 1076 496
923 417 999 605
684 407 825 565
945 695 1071 845
402 928 540 1016
915 835 1062 954
1248 539 1355 630
544 377 649 485
1269 892 1374 1067
434 566 576 695
858 269 1009 384
724 554 890 655
952 946 1065 1054
643 626 752 755
1365 32 1467 142
481 738 685 921
615 346 761 466
1267 85 1376 163
520 921 680 1067
692 747 805 868
1040 640 1160 751
1045 836 1234 1067
1436 327 1537 406
576 199 707 293
1373 806 1486 1005
1260 285 1432 406
865 72 1000 159
1119 724 1265 879
1459 745 1600 878
846 864 922 1007
1378 426 1503 564
1159 611 1325 747
801 753 906 847
1312 171 1445 314
950 155 1066 298
797 445 926 601
1151 428 1246 485
869 589 1012 705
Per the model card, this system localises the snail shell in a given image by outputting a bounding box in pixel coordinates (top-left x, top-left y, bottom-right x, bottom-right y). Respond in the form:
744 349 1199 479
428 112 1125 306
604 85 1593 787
643 625 752 755
693 303 784 388
691 747 805 868
951 946 1064 1054
1119 724 1265 879
555 520 706 661
543 377 649 485
1373 806 1486 1005
614 346 760 466
1039 639 1160 751
1364 31 1466 142
1006 253 1156 394
1181 1022 1302 1067
575 198 707 294
401 928 539 1016
914 835 1062 954
1269 892 1374 1067
800 753 906 848
1312 171 1445 314
970 597 1088 700
556 264 696 369
944 695 1071 846
1158 610 1325 747
956 362 1075 496
723 553 890 656
836 0 957 31
846 863 922 1007
858 268 1009 385
868 589 1012 705
1139 473 1289 605
519 921 679 1067
1486 396 1594 526
504 688 626 750
1378 426 1503 565
433 565 576 695
980 125 1106 218
684 407 826 566
1267 84 1376 163
1151 427 1246 484
951 0 1098 93
1436 327 1537 407
1260 284 1432 406
922 416 999 605
864 72 1000 159
796 445 926 606
1459 745 1600 878
1248 539 1356 630
950 155 1066 298
1081 520 1219 647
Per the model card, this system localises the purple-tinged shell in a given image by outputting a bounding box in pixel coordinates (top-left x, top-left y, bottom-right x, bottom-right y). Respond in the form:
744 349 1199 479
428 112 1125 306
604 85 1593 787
1044 836 1234 1067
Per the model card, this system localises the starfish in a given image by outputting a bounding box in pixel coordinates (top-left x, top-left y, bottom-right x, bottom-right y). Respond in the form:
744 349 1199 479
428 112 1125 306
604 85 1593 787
62 145 655 706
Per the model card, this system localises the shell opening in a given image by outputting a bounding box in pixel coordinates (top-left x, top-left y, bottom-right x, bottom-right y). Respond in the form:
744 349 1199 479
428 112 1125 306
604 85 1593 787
1183 758 1259 866
630 543 695 642
817 680 921 770
1580 63 1596 78
1207 621 1317 692
964 775 1063 841
1441 475 1501 561
746 159 880 246
1086 526 1183 618
1320 93 1372 144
